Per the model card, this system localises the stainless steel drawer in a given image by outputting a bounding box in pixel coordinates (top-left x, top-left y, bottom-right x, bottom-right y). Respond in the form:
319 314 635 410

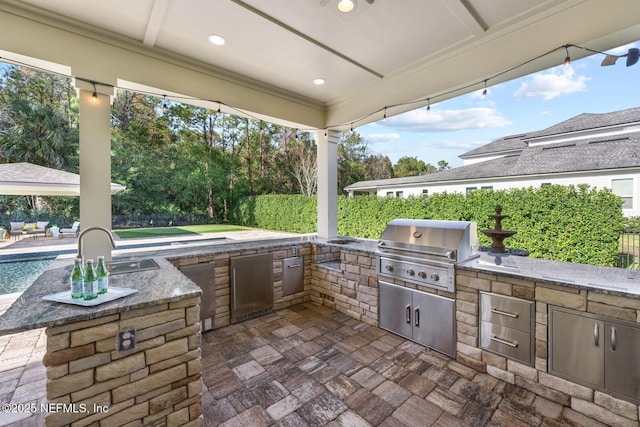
480 292 533 333
480 321 532 365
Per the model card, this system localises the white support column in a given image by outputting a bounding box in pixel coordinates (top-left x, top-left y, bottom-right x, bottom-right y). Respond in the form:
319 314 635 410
75 79 116 261
316 129 339 238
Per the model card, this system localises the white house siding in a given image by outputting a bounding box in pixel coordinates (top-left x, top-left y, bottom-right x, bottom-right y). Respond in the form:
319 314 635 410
372 169 640 217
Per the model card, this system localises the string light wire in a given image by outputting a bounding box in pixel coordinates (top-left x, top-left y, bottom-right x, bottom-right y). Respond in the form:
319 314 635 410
0 43 633 133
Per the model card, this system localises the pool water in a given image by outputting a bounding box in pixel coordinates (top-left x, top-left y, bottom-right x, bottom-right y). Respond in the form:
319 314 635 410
0 259 54 295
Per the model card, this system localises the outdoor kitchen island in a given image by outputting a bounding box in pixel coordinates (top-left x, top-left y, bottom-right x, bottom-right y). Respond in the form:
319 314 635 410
2 234 640 426
0 257 203 427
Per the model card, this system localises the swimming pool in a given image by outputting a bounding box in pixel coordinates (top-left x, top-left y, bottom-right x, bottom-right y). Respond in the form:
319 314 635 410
0 258 55 294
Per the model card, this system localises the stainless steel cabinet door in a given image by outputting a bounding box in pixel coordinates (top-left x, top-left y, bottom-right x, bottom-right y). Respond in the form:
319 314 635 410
606 322 640 403
379 281 412 340
412 291 455 357
550 307 605 388
230 253 274 323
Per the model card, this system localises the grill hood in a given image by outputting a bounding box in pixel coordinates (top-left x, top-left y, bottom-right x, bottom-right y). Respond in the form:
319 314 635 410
378 219 479 262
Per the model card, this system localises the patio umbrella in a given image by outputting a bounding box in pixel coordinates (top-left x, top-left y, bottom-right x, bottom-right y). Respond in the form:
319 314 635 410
0 162 125 196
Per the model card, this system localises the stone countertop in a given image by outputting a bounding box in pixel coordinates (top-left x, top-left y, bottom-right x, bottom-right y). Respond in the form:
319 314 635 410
0 257 200 334
458 252 640 298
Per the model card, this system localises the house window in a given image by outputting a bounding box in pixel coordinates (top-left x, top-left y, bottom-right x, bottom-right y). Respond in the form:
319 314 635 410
612 178 633 209
466 187 477 195
481 186 493 191
386 191 393 197
396 191 404 198
422 189 428 196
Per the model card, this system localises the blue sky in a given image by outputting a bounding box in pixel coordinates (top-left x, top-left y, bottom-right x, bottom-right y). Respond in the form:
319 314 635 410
358 42 640 168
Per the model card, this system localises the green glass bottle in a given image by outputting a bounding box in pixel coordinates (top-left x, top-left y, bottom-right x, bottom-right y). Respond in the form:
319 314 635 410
83 259 98 300
70 258 84 299
96 256 109 294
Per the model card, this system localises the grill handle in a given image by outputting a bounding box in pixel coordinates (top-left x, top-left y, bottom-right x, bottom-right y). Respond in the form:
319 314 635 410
405 305 411 324
414 307 420 327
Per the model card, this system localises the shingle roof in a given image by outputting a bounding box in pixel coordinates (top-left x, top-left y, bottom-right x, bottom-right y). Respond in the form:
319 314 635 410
459 107 640 158
459 134 527 158
525 107 640 139
346 108 640 191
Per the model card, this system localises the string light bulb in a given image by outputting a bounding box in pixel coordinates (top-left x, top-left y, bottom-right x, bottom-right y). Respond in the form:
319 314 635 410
162 95 168 113
383 107 387 120
564 45 571 67
482 80 488 96
426 99 431 112
216 103 221 115
91 82 97 100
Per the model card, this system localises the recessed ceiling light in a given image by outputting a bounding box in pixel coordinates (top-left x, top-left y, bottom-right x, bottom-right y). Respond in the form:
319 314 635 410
208 34 225 46
337 0 356 13
313 78 326 85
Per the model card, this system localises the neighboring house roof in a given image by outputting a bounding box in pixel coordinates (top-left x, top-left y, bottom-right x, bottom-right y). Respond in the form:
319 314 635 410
525 107 640 139
459 133 527 159
346 107 640 191
459 107 640 159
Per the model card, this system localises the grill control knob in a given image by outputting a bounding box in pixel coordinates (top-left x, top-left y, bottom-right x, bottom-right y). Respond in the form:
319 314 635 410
418 271 427 279
385 264 393 272
407 269 415 276
430 273 440 282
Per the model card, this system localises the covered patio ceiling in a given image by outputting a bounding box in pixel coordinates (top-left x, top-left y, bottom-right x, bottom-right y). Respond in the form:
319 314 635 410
0 0 639 130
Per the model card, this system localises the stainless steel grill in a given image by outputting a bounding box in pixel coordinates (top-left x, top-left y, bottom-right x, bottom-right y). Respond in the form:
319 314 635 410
376 219 479 292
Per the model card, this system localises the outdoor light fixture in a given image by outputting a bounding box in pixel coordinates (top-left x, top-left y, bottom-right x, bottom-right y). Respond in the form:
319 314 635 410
208 34 225 46
564 45 571 67
162 95 168 113
91 82 97 100
313 78 325 85
337 0 355 13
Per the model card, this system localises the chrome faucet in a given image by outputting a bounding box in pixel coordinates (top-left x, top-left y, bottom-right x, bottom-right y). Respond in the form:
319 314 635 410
77 226 117 260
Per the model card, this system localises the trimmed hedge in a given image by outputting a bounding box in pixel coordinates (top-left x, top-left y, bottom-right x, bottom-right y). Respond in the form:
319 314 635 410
229 184 624 266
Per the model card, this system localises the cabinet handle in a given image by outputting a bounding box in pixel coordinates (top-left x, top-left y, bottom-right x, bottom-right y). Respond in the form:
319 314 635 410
405 305 411 324
490 335 519 348
491 307 519 318
414 307 420 327
232 269 237 309
611 327 617 351
287 264 301 268
594 323 599 346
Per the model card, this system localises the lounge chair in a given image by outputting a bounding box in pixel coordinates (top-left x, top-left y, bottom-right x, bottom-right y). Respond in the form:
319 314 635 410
27 221 49 239
9 221 25 240
60 221 80 238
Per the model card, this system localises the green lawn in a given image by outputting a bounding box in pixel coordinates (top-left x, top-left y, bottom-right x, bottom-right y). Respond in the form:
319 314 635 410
114 224 249 239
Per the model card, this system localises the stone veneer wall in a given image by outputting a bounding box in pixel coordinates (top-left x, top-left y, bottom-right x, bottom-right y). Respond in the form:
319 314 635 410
170 244 311 330
454 268 640 426
309 245 378 326
42 297 202 427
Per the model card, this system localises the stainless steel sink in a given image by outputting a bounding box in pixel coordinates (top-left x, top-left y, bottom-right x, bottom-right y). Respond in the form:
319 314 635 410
108 258 160 275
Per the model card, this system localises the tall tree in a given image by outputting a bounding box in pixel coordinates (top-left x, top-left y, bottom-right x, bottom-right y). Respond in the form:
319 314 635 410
338 131 369 193
365 154 393 180
393 156 434 177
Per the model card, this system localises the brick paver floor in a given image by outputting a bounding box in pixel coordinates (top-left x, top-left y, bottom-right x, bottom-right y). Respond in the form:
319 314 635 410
200 303 597 427
0 302 604 426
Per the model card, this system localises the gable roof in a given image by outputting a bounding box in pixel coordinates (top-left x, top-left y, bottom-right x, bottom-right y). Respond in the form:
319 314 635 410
525 107 640 139
459 107 640 159
346 107 640 191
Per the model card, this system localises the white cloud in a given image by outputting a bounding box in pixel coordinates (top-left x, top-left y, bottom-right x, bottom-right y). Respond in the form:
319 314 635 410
364 133 401 143
379 107 511 132
513 65 589 100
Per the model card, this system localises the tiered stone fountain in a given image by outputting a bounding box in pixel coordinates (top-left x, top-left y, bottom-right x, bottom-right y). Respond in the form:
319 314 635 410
481 205 529 256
